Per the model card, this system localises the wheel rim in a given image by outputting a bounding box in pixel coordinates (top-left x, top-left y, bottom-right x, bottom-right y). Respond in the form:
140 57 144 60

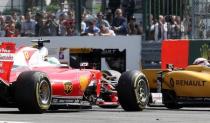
135 77 148 105
39 80 51 105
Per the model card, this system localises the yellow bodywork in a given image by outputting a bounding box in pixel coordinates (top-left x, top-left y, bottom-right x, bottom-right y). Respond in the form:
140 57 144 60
144 65 210 97
142 69 169 90
142 69 162 90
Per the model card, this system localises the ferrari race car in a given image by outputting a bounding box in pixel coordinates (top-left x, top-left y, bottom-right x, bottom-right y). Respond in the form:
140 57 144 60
0 40 119 113
117 64 210 111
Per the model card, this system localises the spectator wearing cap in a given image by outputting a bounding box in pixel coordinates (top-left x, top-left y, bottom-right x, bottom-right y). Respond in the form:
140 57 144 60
127 16 142 35
112 9 127 35
96 12 111 29
21 11 36 36
84 20 100 36
99 24 115 36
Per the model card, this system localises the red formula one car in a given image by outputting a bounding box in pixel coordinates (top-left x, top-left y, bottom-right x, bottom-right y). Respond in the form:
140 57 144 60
0 40 119 113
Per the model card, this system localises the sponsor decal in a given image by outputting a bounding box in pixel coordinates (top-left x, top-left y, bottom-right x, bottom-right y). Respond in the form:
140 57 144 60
64 81 73 94
0 53 14 61
0 48 11 53
23 50 36 61
170 78 206 87
200 43 210 59
52 98 80 103
170 78 174 88
23 51 30 60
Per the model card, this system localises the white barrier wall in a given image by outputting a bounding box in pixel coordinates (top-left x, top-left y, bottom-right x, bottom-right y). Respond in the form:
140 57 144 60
0 36 142 71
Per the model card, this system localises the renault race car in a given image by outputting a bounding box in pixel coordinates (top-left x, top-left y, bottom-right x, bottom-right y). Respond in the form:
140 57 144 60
117 39 210 111
117 65 210 111
0 40 119 113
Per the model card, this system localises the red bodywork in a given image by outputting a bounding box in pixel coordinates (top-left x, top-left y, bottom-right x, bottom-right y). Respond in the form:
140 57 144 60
0 42 15 84
0 42 103 108
10 66 101 97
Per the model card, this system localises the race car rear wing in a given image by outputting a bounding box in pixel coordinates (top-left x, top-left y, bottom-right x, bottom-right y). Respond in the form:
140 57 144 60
0 42 15 83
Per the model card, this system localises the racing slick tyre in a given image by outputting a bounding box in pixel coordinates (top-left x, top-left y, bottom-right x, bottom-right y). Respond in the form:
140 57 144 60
117 70 150 111
15 71 51 113
162 90 182 109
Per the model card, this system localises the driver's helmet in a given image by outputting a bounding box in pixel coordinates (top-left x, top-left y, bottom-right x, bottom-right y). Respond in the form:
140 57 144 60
193 57 210 66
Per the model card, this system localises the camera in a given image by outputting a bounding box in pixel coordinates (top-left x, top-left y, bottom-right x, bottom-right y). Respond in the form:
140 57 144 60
165 15 173 23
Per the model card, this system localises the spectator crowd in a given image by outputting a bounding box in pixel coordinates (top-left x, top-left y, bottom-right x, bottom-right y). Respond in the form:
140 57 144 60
147 14 190 41
0 2 143 37
0 1 192 41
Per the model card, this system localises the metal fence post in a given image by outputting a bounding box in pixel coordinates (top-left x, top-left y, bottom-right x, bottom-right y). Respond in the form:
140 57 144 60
75 0 82 36
192 0 195 39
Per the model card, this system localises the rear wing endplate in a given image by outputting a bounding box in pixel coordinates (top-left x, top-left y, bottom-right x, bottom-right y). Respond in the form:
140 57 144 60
0 42 15 83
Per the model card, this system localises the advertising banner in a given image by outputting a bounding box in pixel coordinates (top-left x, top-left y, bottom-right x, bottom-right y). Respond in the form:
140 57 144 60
161 39 210 69
189 40 210 64
161 39 189 69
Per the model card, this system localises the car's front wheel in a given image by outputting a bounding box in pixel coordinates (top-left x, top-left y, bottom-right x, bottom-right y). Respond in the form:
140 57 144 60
117 70 150 111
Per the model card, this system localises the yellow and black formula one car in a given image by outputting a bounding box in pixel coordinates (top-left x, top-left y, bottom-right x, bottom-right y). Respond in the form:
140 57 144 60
117 39 210 111
117 64 210 111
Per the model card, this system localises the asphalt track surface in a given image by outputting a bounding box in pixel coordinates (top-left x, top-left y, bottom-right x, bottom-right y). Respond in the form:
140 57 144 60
0 106 210 123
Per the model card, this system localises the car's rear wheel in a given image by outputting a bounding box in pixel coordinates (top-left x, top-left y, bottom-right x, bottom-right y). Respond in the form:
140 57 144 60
15 71 51 113
117 70 150 111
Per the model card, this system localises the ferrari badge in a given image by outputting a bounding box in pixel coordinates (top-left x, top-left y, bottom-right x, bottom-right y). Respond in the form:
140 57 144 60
64 81 73 94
